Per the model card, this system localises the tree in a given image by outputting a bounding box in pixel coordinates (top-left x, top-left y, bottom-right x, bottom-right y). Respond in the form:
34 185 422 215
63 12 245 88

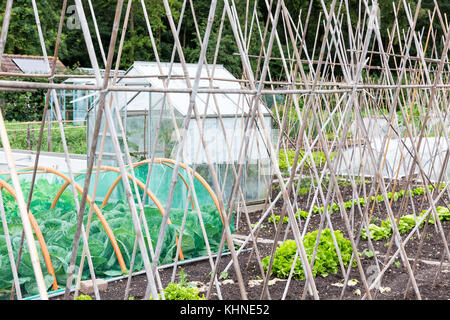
0 0 68 60
0 0 448 77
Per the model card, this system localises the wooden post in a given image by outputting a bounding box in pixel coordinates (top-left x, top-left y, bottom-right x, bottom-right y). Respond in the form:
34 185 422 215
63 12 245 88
26 124 30 150
0 109 48 300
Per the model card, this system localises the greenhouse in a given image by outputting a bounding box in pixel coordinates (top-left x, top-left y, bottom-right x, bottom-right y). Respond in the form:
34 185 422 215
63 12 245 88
83 61 273 204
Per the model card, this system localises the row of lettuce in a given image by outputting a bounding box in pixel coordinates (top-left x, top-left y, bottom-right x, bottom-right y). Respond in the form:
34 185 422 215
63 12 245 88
269 183 449 241
263 206 448 282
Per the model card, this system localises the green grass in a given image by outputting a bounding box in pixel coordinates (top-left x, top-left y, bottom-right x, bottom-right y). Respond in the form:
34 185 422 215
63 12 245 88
1 121 86 155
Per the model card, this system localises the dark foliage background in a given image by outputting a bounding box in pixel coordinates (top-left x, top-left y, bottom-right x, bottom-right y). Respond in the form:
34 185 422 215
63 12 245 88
0 0 448 121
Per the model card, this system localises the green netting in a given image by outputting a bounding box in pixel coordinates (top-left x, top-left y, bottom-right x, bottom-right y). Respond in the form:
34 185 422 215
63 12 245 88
0 162 233 298
132 162 218 209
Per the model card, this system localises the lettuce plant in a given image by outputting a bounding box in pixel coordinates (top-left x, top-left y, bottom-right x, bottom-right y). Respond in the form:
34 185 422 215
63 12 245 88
262 229 356 280
268 209 310 224
156 269 205 300
361 221 392 240
361 205 449 241
161 283 205 300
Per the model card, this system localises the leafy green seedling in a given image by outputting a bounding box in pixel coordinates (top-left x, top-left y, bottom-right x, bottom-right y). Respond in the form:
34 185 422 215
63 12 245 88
362 249 374 258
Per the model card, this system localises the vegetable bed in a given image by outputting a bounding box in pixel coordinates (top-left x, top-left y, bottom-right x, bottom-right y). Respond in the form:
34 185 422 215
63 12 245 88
0 178 228 299
52 178 450 300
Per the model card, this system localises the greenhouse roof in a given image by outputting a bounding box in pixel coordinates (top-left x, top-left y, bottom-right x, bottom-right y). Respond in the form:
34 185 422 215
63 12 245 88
118 61 271 117
63 68 126 85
